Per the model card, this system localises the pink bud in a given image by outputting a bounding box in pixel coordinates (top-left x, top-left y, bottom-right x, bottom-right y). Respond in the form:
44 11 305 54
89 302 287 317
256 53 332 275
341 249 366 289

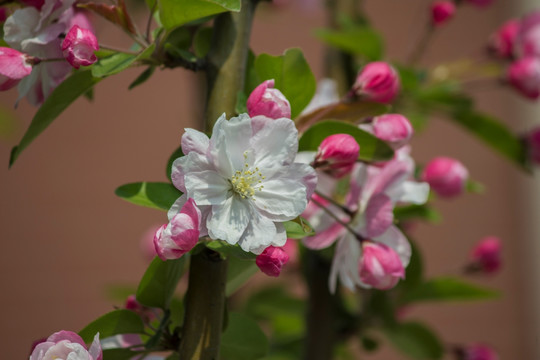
352 62 400 104
359 242 405 290
470 236 501 274
0 47 33 91
507 57 540 100
464 344 499 360
20 0 45 10
488 19 520 59
154 198 201 261
431 1 456 27
0 7 8 23
465 0 494 7
140 224 160 261
314 134 360 178
421 157 468 198
517 11 540 58
372 114 414 148
125 295 155 323
61 25 99 69
256 246 290 277
247 79 292 119
526 126 540 165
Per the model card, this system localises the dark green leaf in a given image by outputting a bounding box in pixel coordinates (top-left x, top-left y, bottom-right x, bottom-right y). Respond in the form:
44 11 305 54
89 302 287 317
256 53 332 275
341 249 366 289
361 336 379 352
129 66 156 90
220 312 269 360
101 348 144 360
365 290 396 327
394 205 441 223
298 120 394 162
403 277 499 303
92 53 137 78
193 27 213 58
246 287 305 320
159 0 241 30
115 182 181 211
9 70 101 167
79 310 145 343
283 217 315 239
235 91 248 115
315 26 383 60
205 241 256 260
254 48 316 118
415 83 473 113
169 297 184 331
383 322 444 359
136 256 187 309
226 256 258 296
396 239 423 294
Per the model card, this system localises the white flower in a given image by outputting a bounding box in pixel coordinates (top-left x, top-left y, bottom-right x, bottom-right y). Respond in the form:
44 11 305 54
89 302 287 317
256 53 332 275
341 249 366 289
169 114 317 254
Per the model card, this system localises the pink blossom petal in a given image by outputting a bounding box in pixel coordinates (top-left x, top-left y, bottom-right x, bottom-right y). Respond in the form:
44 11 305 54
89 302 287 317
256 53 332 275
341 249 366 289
364 193 394 238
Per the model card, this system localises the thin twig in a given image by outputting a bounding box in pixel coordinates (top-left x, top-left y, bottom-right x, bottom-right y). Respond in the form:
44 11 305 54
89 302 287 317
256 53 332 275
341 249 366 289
314 190 355 217
311 197 364 241
146 2 157 43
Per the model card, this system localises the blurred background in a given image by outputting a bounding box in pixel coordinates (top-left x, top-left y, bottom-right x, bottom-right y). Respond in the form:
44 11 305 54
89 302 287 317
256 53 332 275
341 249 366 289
1 0 539 358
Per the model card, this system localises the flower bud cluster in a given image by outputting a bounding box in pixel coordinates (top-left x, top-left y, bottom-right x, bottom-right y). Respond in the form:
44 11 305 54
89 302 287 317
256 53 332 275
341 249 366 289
352 62 400 104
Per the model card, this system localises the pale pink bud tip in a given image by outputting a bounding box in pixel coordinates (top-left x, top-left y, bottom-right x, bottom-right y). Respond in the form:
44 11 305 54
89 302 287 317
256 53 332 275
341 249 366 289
314 134 360 178
431 1 456 26
154 198 201 261
526 127 540 164
489 20 520 59
507 57 540 100
421 157 468 198
0 47 33 91
372 114 413 148
30 331 102 360
359 242 405 290
256 246 290 277
62 25 99 69
464 344 499 360
247 79 292 119
352 62 400 104
470 236 501 274
465 0 494 7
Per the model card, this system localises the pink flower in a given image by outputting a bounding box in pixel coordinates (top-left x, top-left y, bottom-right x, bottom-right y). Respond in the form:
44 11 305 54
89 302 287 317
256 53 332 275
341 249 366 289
516 10 540 58
0 47 33 91
62 25 99 69
154 198 201 260
30 331 102 360
371 114 413 149
463 344 499 360
431 1 456 27
256 245 290 277
465 0 494 7
421 157 468 198
507 56 540 100
313 134 360 178
469 236 501 274
489 19 520 59
247 79 292 119
359 241 405 290
125 294 155 323
352 62 400 104
526 126 540 164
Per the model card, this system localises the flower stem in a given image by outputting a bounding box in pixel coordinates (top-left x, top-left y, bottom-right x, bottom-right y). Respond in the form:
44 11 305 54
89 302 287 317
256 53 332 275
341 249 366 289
311 197 364 241
314 190 355 217
407 23 434 66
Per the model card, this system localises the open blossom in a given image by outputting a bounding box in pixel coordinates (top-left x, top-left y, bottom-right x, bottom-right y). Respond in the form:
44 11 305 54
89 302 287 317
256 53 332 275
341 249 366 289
313 134 360 178
0 47 33 91
256 245 290 276
352 62 400 104
516 11 540 58
62 25 99 69
421 157 468 198
30 331 102 360
169 114 317 254
507 56 540 100
247 79 291 119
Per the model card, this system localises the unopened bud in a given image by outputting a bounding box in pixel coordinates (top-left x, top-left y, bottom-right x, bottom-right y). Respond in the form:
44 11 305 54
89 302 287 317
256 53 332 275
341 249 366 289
359 242 405 290
256 246 290 277
507 56 540 100
421 157 468 198
314 134 360 178
372 114 413 148
460 344 499 360
247 79 292 119
488 19 520 59
352 62 400 104
0 47 33 91
431 1 456 27
62 25 99 69
468 236 501 274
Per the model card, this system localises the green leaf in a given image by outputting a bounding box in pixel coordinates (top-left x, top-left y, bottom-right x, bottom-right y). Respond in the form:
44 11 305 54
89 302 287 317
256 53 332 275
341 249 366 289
206 241 256 260
129 66 156 90
283 217 315 239
466 179 485 194
194 27 213 58
235 91 248 115
79 310 145 343
101 348 144 360
9 70 101 167
220 312 269 360
92 45 156 78
398 239 423 293
315 26 383 60
394 205 441 223
298 120 394 162
403 277 499 303
226 256 258 296
254 48 316 118
383 322 444 359
246 287 305 320
115 182 181 211
136 256 187 309
159 0 241 30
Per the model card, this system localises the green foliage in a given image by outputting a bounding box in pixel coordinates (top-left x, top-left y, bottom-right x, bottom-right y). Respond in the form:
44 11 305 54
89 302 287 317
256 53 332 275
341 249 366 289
92 45 156 78
101 348 144 360
206 241 256 260
315 26 383 60
79 309 145 343
394 205 441 223
397 240 424 293
136 256 188 309
383 322 444 359
246 287 305 320
226 256 258 295
298 120 394 162
251 48 316 118
9 70 101 167
129 66 156 90
220 312 269 360
194 27 214 58
283 217 315 239
115 182 181 211
403 277 499 303
159 0 241 30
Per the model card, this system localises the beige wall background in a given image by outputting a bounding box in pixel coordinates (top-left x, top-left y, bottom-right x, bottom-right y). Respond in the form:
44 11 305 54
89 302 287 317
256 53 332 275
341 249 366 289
1 0 538 358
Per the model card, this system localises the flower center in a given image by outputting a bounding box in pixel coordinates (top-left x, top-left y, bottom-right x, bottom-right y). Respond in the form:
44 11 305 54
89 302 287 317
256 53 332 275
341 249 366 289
230 152 265 199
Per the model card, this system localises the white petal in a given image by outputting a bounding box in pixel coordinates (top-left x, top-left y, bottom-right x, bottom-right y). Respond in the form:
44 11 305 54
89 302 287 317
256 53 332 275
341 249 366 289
271 222 287 247
220 114 253 171
167 194 187 221
209 115 234 178
253 178 307 221
329 234 361 293
374 225 411 267
172 152 214 192
207 196 250 244
184 170 229 206
182 128 209 155
252 118 298 170
237 210 276 253
388 181 430 205
3 8 40 50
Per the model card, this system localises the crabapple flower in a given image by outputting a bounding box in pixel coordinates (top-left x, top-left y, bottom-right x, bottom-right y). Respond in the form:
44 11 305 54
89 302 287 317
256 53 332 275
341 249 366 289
463 344 498 360
313 134 360 178
30 331 102 360
0 47 33 91
469 236 501 274
352 62 400 104
371 114 413 149
247 79 291 119
62 25 99 69
489 19 520 59
431 1 456 27
359 241 405 290
169 114 317 254
526 126 540 164
256 245 290 276
154 198 201 260
516 10 540 58
507 56 540 100
421 157 468 198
